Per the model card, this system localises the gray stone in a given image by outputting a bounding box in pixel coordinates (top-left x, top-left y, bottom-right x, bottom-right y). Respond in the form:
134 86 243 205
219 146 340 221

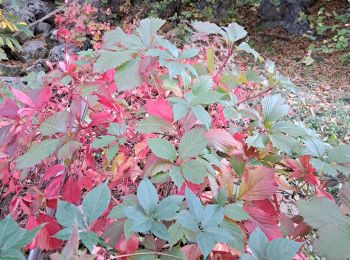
258 0 317 35
35 22 52 36
0 76 25 89
0 62 22 77
21 40 48 62
48 44 80 62
1 0 53 23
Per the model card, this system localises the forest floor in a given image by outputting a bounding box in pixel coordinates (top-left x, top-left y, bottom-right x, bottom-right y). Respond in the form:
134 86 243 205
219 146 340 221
237 0 350 144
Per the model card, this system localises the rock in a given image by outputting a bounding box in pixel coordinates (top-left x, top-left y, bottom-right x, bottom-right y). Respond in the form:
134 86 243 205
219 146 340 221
258 0 317 35
0 76 25 89
48 44 80 62
35 22 52 36
0 62 23 77
1 0 53 24
21 40 48 62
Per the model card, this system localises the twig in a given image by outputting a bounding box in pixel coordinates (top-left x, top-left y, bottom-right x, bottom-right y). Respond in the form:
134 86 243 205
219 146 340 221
236 87 273 106
114 251 183 259
12 4 67 37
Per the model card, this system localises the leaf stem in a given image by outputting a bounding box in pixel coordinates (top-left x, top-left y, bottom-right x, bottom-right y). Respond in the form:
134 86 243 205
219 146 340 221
114 251 183 259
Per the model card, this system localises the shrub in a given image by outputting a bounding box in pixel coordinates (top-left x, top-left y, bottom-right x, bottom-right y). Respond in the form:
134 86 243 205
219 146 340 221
0 15 350 259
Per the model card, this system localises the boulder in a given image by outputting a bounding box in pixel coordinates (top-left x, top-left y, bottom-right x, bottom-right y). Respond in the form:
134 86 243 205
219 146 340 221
21 40 48 62
1 0 53 24
258 0 317 35
0 62 22 77
35 22 52 36
48 44 80 62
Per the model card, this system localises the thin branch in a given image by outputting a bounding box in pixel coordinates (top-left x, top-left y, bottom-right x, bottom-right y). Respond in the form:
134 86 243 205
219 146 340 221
236 87 273 106
114 251 183 259
12 4 67 37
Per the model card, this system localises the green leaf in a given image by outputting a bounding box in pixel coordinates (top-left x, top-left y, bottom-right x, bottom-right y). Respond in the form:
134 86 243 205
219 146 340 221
273 121 309 137
106 143 119 162
169 166 185 188
185 188 203 222
178 128 207 160
137 18 165 47
176 210 199 232
93 50 133 73
224 22 248 43
147 138 177 161
181 160 208 184
40 110 69 136
57 141 81 160
16 139 61 169
154 196 184 220
297 197 350 259
196 231 216 258
305 138 327 158
201 205 224 227
192 106 211 129
310 158 337 176
56 201 86 229
160 247 186 260
266 238 302 260
238 42 261 61
191 21 226 37
327 144 350 163
224 204 249 221
246 133 266 148
136 116 175 134
0 216 41 255
122 206 153 232
91 135 115 148
82 182 111 225
103 27 142 49
262 94 289 122
115 58 141 91
107 122 126 136
137 178 159 213
151 222 170 241
54 227 73 240
169 223 184 245
80 231 99 252
269 132 299 155
222 220 244 251
172 102 189 121
248 227 268 260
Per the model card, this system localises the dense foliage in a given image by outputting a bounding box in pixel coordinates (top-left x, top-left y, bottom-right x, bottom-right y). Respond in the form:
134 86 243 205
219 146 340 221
1 4 350 259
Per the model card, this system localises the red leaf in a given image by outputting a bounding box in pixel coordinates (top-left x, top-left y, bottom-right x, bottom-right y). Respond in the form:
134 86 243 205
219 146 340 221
181 244 202 260
238 166 276 201
11 87 35 108
145 98 173 123
244 200 282 240
0 99 19 119
36 86 51 109
27 214 62 250
114 234 138 254
40 164 65 184
44 175 64 199
205 129 243 154
62 177 81 204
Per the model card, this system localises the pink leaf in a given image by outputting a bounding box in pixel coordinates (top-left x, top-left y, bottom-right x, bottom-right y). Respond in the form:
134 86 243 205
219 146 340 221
40 164 65 184
44 175 64 199
27 214 62 250
145 98 173 123
11 87 35 108
205 129 243 153
0 99 19 119
244 200 282 240
238 166 276 201
62 177 81 204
